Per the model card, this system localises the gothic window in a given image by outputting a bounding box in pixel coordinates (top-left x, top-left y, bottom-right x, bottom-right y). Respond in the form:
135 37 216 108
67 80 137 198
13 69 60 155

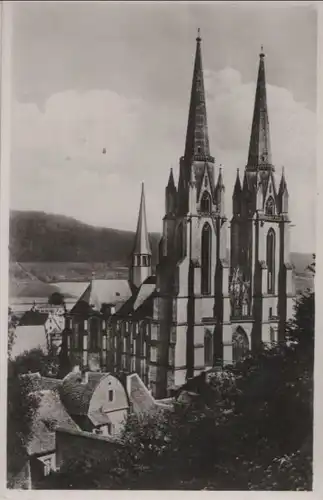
266 229 276 294
265 196 275 216
89 317 100 351
270 327 275 343
177 222 184 260
204 330 213 366
232 327 249 363
200 191 211 213
201 223 212 295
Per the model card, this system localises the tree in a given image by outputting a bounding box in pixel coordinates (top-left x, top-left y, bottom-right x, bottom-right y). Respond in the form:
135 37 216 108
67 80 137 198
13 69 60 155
8 307 19 358
41 288 314 491
7 358 40 487
48 292 65 307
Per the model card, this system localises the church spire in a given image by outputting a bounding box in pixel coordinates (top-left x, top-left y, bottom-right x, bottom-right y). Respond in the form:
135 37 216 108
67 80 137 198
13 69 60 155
183 30 213 163
133 182 151 256
130 183 152 288
247 48 273 170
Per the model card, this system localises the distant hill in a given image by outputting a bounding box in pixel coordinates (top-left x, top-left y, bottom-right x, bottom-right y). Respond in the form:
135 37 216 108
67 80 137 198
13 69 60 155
10 210 161 265
9 210 314 292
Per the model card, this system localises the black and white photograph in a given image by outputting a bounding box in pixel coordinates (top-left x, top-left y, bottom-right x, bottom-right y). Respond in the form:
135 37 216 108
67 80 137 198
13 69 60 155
4 1 317 491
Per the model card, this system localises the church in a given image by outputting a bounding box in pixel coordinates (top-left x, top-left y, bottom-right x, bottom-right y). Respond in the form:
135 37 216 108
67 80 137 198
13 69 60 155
65 34 295 399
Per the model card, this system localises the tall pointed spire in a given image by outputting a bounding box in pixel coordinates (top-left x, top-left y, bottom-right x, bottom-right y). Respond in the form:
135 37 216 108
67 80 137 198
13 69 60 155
167 168 175 190
233 168 242 195
184 30 213 162
247 48 273 170
133 182 151 256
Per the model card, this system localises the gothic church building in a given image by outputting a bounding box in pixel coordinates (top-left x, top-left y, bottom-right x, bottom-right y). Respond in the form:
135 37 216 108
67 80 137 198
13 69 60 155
66 35 294 399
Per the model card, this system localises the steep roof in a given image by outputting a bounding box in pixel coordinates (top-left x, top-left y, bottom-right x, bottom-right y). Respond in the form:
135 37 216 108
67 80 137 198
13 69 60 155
127 373 157 414
89 279 132 311
19 310 48 326
59 371 107 416
132 183 152 256
116 276 156 318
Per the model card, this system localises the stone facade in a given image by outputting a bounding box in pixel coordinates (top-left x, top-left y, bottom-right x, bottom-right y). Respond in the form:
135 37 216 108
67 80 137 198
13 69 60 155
65 36 295 400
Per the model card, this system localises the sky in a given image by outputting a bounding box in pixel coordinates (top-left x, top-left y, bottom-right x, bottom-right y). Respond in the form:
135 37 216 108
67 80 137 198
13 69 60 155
10 1 317 253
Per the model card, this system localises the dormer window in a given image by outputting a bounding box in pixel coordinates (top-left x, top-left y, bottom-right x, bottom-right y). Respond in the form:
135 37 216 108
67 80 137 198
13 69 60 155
200 191 211 213
265 196 275 216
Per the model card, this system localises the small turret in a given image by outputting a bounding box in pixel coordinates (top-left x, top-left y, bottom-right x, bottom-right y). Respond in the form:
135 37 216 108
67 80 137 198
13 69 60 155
233 168 242 215
130 183 152 288
165 168 177 215
278 167 289 214
215 167 225 216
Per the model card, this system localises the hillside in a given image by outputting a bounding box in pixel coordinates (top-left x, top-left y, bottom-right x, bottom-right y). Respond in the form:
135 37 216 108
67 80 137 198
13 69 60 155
10 210 160 265
9 210 314 293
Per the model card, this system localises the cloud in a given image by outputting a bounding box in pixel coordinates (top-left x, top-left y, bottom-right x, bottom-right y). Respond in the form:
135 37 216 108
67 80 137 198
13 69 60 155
10 67 316 253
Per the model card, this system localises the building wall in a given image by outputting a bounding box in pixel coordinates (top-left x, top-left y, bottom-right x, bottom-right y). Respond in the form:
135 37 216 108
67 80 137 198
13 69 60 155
89 374 129 436
56 429 122 469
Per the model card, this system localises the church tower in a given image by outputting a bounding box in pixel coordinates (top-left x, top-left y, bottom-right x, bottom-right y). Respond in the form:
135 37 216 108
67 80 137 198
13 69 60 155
230 48 294 353
130 183 152 288
152 32 229 398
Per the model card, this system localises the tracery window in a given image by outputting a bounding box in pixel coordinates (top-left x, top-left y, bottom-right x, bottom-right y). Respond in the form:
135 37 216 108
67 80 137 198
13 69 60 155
204 330 213 366
265 196 275 216
201 223 212 295
200 191 211 213
266 229 276 294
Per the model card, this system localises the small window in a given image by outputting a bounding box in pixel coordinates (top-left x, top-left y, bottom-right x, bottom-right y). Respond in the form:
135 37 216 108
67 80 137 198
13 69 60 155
265 197 275 216
269 307 272 318
200 191 211 213
150 346 157 362
108 389 114 402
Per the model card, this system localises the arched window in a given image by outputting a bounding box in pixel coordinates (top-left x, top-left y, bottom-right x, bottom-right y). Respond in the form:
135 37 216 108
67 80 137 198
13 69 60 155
204 330 213 366
265 196 275 215
89 317 100 351
270 327 276 343
200 191 211 213
232 327 249 363
266 229 275 293
201 223 212 295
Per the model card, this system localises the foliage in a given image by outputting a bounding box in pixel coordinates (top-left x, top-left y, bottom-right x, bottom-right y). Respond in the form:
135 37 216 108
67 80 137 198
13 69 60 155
7 359 40 487
8 307 19 358
42 289 314 491
11 346 60 377
48 292 65 306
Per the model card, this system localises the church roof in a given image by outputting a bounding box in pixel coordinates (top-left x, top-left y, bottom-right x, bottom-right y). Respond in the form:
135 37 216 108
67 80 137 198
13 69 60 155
132 183 152 256
247 48 273 170
89 279 132 311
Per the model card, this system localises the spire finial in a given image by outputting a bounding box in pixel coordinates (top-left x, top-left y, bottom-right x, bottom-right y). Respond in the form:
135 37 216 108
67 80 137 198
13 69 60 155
260 44 265 57
197 28 201 42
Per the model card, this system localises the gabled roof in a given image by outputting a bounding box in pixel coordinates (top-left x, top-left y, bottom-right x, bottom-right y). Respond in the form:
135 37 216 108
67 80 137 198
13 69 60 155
115 276 156 318
19 310 48 326
127 373 157 414
89 279 132 311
